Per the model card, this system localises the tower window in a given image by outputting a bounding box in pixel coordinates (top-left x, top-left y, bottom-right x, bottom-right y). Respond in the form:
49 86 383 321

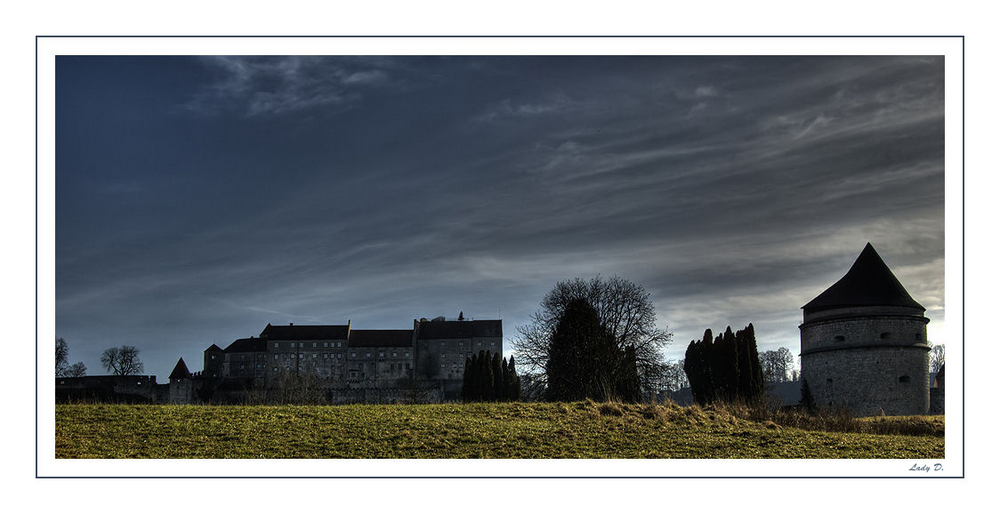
826 378 833 383
834 335 845 342
899 375 911 384
880 332 892 340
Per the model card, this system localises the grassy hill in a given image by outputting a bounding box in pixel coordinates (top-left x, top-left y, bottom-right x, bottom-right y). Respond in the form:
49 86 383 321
55 401 944 459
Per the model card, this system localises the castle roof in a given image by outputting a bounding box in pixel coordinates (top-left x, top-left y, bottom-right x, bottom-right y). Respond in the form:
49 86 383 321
260 323 349 340
416 319 502 339
169 358 191 380
348 329 414 347
803 243 924 315
224 337 267 353
206 344 223 352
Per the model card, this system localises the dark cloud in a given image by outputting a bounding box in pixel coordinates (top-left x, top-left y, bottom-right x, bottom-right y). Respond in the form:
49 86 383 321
56 56 945 377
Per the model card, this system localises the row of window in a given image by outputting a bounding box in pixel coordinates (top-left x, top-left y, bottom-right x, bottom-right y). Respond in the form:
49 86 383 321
275 341 346 349
831 332 922 342
267 351 413 360
269 341 499 350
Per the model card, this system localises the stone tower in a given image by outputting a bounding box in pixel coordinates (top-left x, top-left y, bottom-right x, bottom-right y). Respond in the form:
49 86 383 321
799 243 930 416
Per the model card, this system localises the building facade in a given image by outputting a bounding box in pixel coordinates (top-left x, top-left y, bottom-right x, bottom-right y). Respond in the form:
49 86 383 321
799 243 931 416
182 317 503 403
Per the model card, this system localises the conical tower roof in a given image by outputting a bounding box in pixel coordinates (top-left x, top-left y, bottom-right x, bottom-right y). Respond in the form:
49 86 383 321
169 357 191 380
803 243 924 315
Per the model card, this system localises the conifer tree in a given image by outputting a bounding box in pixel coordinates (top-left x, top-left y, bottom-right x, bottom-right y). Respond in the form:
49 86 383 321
735 323 764 403
685 324 763 406
468 353 480 401
461 357 472 402
495 353 507 401
480 350 494 401
505 356 521 401
684 329 715 404
616 345 642 402
546 298 605 401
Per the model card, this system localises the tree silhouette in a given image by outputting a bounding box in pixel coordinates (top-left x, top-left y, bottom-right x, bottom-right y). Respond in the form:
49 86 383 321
100 345 145 376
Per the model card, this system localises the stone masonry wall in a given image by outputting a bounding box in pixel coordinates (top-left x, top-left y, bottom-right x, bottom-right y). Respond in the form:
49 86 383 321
802 346 929 416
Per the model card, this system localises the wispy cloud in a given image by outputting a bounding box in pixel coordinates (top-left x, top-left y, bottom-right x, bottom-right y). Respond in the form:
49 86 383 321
185 56 395 117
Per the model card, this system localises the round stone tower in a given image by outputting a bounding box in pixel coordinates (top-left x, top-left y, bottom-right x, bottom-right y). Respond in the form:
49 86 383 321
799 243 930 416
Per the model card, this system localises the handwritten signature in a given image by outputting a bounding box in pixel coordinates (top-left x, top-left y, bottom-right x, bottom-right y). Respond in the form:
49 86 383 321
909 463 943 472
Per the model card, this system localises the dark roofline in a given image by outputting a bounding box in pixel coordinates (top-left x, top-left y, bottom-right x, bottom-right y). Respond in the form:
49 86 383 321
803 243 924 315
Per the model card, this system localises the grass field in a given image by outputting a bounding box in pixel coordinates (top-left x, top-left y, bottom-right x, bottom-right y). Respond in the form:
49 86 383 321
55 401 944 459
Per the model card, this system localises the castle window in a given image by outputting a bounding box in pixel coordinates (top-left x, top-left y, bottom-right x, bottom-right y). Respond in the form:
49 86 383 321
915 333 922 341
324 342 328 347
880 332 892 340
405 352 410 357
826 378 833 383
366 352 371 358
312 353 317 359
834 335 845 342
313 342 317 348
392 352 397 357
273 367 278 372
274 342 278 348
379 352 385 357
491 342 495 347
899 375 911 383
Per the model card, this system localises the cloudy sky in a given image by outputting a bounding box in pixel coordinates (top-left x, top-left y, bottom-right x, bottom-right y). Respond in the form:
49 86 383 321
55 55 945 379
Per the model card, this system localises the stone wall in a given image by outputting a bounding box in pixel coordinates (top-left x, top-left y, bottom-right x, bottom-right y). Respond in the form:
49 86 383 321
800 304 930 416
801 345 929 416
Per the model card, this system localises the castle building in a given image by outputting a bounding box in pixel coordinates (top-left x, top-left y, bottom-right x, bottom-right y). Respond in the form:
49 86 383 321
799 243 931 416
188 317 503 403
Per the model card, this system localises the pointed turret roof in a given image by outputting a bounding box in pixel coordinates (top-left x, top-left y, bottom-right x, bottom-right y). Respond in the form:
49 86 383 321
803 243 924 314
169 358 191 380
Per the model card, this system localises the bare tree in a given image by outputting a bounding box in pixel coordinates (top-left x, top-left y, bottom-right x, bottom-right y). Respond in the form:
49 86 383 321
661 359 689 392
100 345 145 376
928 343 945 374
57 338 87 378
760 347 795 383
56 338 69 377
66 362 87 377
512 275 671 392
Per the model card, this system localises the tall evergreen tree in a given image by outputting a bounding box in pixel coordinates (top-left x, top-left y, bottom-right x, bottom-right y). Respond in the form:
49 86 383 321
468 353 480 401
480 350 494 401
685 324 764 406
461 356 472 402
505 356 521 401
735 323 764 403
684 329 715 404
545 298 606 401
492 351 505 401
713 327 740 401
616 345 642 402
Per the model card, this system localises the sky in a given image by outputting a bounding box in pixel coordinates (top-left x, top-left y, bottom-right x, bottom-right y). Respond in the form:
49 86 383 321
55 55 945 380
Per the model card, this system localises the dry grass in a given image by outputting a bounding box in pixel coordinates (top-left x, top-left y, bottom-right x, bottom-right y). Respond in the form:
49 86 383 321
708 400 945 437
56 401 943 459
